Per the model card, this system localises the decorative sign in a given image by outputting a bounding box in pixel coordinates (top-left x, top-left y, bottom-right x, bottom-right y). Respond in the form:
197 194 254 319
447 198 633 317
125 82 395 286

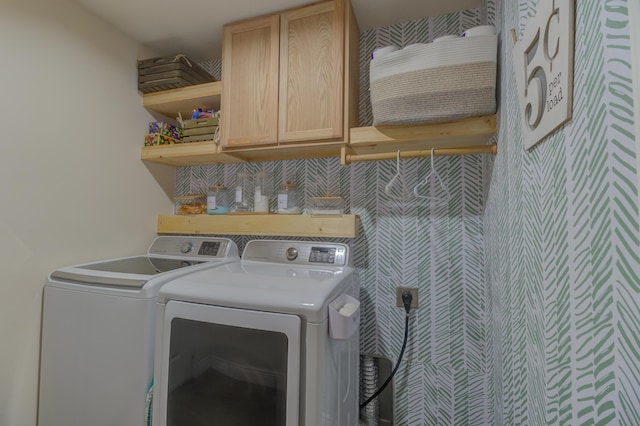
513 0 574 150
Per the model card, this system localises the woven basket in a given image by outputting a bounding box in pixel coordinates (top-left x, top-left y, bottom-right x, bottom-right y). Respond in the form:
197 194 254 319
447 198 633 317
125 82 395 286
370 35 497 126
137 54 214 94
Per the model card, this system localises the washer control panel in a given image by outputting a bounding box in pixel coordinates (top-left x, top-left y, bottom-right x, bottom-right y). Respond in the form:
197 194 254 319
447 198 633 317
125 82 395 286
148 237 237 259
243 240 349 267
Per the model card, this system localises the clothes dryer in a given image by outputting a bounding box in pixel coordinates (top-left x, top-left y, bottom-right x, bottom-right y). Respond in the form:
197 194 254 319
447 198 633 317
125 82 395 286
153 239 360 426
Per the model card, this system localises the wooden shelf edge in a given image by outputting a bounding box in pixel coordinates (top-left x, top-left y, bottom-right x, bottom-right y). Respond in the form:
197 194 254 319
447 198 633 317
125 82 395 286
141 141 345 166
157 214 360 238
141 141 244 166
342 142 497 164
220 141 345 162
349 114 497 154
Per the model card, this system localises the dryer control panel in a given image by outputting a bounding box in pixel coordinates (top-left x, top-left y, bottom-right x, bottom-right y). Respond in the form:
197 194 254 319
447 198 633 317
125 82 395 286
308 246 344 265
243 240 349 267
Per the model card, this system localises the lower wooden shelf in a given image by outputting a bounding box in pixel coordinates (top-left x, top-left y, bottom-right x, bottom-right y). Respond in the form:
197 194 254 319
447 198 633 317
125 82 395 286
157 214 360 238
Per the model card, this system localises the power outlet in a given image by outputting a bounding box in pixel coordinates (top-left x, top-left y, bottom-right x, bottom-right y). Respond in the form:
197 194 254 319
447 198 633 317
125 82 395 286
396 287 418 309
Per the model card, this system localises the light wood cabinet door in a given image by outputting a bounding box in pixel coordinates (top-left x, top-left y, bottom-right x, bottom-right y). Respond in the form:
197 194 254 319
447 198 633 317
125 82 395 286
278 1 344 143
221 15 280 148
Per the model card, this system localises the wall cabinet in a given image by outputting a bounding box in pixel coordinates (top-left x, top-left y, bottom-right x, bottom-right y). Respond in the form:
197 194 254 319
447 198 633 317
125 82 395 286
221 0 359 151
221 15 280 147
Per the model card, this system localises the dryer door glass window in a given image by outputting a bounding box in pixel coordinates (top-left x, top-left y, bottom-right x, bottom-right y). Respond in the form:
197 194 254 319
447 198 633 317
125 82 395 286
162 302 301 426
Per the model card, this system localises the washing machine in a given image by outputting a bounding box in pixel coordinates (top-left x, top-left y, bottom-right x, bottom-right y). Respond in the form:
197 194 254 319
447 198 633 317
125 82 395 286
153 239 360 426
38 236 239 426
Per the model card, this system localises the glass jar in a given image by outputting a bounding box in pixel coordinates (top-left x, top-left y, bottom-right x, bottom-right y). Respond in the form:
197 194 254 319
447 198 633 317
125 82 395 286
230 172 252 213
308 196 345 215
277 182 299 214
207 185 229 214
254 171 271 213
175 194 207 215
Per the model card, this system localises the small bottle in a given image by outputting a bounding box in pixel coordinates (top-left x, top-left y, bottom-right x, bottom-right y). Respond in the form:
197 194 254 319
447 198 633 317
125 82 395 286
277 182 299 214
230 172 251 213
207 185 228 215
254 171 271 213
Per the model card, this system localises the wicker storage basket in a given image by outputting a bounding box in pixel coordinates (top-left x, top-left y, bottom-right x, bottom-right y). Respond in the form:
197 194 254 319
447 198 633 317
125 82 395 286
369 33 497 125
137 54 214 94
181 117 218 142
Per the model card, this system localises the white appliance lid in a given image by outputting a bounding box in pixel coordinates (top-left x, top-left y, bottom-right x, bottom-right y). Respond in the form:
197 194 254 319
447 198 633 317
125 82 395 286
158 261 355 322
50 256 207 288
49 237 239 289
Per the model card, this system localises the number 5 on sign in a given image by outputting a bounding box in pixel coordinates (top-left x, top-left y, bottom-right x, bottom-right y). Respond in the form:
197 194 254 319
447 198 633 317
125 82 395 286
513 0 574 150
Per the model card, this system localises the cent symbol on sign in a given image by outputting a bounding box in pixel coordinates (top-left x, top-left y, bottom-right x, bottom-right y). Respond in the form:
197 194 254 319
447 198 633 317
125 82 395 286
513 0 574 150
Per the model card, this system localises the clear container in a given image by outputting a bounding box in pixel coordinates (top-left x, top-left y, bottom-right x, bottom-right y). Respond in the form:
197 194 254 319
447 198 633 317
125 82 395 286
230 172 252 213
277 182 299 214
308 196 345 215
175 194 207 215
254 171 271 213
207 185 229 214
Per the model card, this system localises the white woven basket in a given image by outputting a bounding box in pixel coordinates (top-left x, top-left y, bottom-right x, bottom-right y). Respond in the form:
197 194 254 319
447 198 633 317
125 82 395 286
370 33 498 126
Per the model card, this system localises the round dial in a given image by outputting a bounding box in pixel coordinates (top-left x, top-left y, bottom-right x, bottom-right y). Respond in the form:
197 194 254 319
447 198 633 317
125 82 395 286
180 241 193 254
286 247 298 261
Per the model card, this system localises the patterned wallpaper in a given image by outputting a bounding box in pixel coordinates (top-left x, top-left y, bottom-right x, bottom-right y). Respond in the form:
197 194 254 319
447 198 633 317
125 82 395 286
189 1 640 425
486 1 640 425
191 7 494 425
190 1 640 423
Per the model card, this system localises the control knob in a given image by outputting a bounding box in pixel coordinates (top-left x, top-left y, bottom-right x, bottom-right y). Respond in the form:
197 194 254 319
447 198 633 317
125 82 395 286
180 241 193 254
286 247 298 261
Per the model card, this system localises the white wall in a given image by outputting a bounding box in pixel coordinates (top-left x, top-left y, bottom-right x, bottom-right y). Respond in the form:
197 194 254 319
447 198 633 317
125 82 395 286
0 0 174 424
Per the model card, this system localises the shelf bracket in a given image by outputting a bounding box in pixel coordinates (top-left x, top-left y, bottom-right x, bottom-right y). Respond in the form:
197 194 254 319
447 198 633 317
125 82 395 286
341 142 497 165
340 145 356 166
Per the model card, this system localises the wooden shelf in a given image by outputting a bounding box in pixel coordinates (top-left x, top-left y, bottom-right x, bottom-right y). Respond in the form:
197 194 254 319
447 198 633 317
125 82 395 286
140 82 497 166
141 114 496 166
348 114 497 156
221 141 345 162
143 82 221 118
141 141 243 166
141 140 348 166
157 214 360 238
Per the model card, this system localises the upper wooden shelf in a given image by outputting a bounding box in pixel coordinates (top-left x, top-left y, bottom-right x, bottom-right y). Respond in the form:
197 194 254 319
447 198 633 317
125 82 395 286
141 141 242 166
140 83 497 166
157 214 360 238
143 82 221 119
140 140 347 166
344 114 497 163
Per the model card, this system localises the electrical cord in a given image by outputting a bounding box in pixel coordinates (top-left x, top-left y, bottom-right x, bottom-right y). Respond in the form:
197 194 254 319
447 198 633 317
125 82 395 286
359 291 412 410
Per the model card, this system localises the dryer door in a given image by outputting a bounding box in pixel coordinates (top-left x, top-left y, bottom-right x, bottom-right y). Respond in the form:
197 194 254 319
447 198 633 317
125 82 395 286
156 300 301 426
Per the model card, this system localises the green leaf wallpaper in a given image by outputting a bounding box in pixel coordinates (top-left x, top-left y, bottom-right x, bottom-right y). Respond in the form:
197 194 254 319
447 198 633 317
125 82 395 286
194 9 493 424
187 0 640 424
486 0 640 425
